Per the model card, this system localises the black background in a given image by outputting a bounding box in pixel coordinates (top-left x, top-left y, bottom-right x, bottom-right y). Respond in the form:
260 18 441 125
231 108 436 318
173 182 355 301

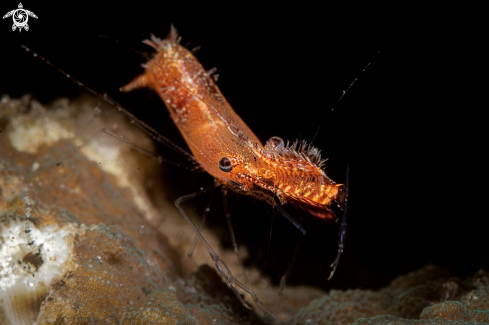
1 2 485 292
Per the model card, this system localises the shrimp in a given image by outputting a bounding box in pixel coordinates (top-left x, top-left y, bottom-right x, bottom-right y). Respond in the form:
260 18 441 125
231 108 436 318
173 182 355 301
120 26 347 317
121 27 345 223
19 26 349 320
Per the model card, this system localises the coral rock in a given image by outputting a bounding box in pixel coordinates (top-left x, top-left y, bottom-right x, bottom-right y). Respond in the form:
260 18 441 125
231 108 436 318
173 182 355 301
287 266 489 325
0 95 266 324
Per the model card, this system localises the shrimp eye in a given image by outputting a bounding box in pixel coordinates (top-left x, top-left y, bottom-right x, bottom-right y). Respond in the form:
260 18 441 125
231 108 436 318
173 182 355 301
267 136 284 148
218 157 233 173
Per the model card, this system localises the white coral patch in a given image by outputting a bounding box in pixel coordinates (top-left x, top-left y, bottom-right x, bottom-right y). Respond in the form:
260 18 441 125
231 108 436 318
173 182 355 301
0 217 77 325
7 116 76 154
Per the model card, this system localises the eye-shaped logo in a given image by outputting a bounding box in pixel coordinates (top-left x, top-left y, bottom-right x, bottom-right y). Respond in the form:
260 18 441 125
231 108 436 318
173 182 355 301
3 3 38 32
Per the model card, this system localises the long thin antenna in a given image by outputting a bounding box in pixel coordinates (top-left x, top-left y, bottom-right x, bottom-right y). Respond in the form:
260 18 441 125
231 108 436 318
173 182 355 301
310 52 380 146
332 52 380 111
20 45 198 164
328 164 350 280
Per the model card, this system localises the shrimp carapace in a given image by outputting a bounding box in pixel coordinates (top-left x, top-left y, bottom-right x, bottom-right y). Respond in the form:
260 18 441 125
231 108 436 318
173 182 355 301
121 28 345 223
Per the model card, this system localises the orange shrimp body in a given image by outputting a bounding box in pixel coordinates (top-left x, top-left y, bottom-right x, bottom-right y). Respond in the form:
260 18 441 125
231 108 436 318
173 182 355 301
122 29 344 224
251 139 345 223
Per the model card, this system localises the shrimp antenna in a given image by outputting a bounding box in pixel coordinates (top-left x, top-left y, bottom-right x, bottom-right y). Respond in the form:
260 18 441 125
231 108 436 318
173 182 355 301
20 44 198 165
332 52 380 111
99 34 146 60
310 51 380 146
328 164 350 280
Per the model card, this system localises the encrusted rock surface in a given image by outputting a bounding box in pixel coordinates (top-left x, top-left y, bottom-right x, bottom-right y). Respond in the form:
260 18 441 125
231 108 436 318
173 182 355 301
287 265 489 325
